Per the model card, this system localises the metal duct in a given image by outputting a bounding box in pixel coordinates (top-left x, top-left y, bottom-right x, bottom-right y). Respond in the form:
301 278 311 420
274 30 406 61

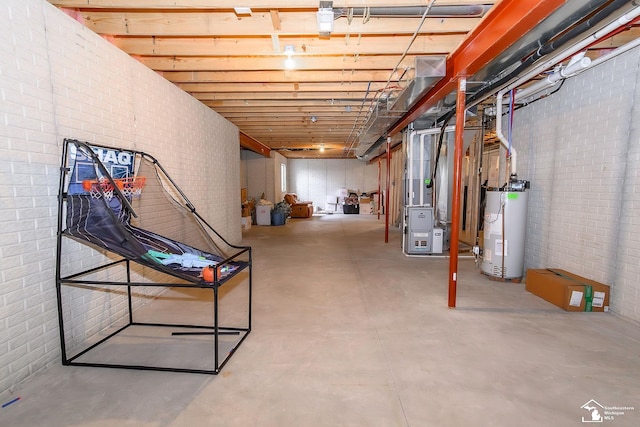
334 5 492 18
388 56 447 112
354 56 446 159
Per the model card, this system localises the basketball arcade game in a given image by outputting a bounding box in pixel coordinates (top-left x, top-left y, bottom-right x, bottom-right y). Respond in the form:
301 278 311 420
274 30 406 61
55 139 252 374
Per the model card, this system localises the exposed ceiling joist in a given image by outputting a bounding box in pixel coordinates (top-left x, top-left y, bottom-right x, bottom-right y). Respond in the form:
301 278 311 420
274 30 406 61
49 0 637 159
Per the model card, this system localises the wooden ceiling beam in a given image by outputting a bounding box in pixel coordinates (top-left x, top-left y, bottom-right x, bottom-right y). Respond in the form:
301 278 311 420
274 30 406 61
236 120 355 126
240 131 353 137
193 91 376 100
253 134 351 141
78 12 480 36
239 132 271 157
218 106 361 112
50 1 496 8
138 55 417 71
234 124 356 130
175 81 389 92
222 115 363 121
204 99 364 107
161 70 394 84
113 35 463 56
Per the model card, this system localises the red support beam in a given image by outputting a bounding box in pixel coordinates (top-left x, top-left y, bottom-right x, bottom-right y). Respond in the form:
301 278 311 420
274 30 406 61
448 78 467 309
385 137 391 243
240 132 271 157
377 158 381 221
388 0 567 136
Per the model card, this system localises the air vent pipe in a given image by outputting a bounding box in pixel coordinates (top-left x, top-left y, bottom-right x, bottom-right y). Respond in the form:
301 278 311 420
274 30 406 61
334 5 492 18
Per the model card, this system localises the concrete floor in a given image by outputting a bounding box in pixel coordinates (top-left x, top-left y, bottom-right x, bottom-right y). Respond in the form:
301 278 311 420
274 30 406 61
1 214 639 426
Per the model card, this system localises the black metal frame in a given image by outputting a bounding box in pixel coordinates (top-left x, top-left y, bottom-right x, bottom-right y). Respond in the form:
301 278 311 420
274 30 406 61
55 139 252 375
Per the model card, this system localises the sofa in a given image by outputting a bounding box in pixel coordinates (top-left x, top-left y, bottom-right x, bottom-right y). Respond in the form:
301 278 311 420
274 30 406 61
284 194 313 218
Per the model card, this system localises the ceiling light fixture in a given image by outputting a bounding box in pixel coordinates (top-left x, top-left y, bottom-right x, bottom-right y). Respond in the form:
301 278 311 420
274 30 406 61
319 144 325 152
233 7 252 16
310 116 317 123
317 1 335 37
284 45 295 70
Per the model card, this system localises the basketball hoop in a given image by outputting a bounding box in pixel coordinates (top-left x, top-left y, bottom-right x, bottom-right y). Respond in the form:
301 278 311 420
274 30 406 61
82 177 146 200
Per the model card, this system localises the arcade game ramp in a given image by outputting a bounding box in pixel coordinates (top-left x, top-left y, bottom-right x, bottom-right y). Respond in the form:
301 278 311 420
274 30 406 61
56 138 252 374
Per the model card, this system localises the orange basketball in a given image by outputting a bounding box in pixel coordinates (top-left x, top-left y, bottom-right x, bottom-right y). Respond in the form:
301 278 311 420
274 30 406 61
202 266 215 282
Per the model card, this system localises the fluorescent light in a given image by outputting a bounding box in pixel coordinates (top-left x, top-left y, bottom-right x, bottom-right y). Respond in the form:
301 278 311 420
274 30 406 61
283 45 295 69
284 57 296 70
234 7 252 16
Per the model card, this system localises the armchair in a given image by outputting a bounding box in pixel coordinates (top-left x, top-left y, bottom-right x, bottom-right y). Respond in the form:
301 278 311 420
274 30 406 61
284 193 314 218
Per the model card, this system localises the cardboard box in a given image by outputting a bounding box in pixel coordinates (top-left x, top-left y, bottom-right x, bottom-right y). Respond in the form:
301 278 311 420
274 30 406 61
359 204 373 215
526 269 610 312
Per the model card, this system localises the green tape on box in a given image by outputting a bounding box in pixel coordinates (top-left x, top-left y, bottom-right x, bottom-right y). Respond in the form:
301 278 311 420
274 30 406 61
507 193 518 199
547 269 593 312
584 285 593 312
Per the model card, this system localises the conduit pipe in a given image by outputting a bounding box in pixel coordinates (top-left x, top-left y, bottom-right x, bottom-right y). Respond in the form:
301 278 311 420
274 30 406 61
495 93 518 176
466 0 638 111
496 53 591 175
510 53 592 102
503 4 640 100
494 3 640 176
582 32 640 70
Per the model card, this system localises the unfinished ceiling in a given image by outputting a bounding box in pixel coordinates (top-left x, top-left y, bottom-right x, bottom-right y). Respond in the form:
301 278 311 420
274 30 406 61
47 1 639 159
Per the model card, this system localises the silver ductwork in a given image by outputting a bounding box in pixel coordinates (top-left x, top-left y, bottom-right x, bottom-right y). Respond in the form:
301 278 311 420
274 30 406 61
334 5 493 18
388 56 446 112
354 56 447 159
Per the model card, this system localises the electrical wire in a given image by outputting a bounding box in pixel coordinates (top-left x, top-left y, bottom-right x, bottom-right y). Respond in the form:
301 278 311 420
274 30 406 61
513 79 566 111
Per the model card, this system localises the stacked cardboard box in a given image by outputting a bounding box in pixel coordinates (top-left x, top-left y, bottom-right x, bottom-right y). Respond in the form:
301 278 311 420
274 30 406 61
526 269 610 312
359 197 372 214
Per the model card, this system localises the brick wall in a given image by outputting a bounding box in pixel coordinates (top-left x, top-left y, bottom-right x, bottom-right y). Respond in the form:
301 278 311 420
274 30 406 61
0 0 241 394
515 46 640 322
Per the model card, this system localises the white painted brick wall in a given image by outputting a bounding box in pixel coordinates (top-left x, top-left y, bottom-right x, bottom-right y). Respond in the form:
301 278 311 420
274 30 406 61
515 45 640 322
243 150 276 203
0 0 241 394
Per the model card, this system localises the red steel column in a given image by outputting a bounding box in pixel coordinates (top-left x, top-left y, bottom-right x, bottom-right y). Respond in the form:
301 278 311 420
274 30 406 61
377 158 381 220
385 137 391 243
448 78 466 308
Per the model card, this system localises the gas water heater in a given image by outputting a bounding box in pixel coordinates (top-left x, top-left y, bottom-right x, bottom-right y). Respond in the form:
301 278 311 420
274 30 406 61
481 177 529 280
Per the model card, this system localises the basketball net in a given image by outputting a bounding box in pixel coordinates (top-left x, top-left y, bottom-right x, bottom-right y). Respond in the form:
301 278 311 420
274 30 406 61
83 177 146 200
